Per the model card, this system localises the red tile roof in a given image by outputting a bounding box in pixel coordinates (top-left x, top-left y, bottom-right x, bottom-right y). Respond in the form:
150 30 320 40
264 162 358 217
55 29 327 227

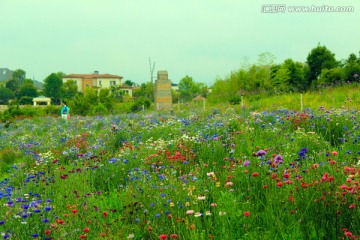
63 73 123 79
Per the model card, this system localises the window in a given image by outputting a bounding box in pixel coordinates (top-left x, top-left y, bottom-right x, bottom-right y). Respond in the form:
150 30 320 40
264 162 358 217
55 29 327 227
110 81 116 86
99 80 102 85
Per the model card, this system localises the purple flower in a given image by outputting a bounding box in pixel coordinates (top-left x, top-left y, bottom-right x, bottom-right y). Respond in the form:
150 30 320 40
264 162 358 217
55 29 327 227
274 155 283 164
243 160 250 166
299 148 308 159
256 150 266 156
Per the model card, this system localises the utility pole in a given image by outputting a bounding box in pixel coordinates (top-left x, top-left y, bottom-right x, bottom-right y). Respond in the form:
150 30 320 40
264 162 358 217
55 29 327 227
149 57 155 83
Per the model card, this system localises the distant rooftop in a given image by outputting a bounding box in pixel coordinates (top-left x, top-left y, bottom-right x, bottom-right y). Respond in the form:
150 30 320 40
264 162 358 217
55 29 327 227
63 73 123 79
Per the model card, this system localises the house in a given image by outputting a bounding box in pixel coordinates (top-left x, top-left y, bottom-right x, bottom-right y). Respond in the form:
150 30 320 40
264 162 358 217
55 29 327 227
0 68 13 81
62 71 123 93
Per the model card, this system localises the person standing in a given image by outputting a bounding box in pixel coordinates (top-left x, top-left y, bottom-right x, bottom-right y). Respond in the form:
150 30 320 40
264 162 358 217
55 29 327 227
61 101 69 121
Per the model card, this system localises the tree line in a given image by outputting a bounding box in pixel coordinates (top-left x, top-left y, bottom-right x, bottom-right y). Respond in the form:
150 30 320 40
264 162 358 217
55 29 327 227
1 44 359 111
207 44 360 104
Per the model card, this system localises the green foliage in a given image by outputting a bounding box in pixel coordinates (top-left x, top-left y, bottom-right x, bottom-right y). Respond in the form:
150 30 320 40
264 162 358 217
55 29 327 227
11 69 26 86
130 98 150 112
18 79 38 99
133 82 154 102
178 75 200 101
342 53 360 82
19 96 34 105
61 80 78 100
0 87 15 104
43 73 63 104
306 44 337 85
5 79 19 93
229 96 242 105
0 147 19 174
318 68 342 85
92 102 108 115
43 105 61 115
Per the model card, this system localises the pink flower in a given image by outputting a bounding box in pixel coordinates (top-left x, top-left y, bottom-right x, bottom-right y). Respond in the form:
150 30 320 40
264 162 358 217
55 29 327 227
332 151 338 156
186 210 194 215
226 182 233 186
321 172 329 182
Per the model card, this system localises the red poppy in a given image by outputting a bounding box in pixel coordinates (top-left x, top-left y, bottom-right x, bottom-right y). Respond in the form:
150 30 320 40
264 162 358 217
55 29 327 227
56 219 65 225
282 173 290 178
103 212 108 218
271 173 278 179
83 227 90 233
72 209 78 213
252 172 259 177
80 235 87 239
159 234 167 239
45 230 51 235
243 211 250 217
170 234 178 239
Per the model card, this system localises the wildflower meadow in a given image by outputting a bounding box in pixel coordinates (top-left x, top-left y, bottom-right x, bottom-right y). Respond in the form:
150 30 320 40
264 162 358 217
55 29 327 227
0 106 359 239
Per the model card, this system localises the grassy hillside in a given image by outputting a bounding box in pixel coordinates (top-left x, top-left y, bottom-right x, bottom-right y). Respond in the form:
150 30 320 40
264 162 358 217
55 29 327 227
241 83 360 112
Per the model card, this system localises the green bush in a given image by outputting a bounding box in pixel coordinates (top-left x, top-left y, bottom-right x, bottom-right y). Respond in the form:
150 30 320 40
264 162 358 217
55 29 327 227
43 105 61 115
19 96 34 105
21 106 41 117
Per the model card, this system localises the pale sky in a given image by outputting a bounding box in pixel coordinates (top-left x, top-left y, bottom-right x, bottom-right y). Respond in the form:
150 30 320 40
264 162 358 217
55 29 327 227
1 0 359 86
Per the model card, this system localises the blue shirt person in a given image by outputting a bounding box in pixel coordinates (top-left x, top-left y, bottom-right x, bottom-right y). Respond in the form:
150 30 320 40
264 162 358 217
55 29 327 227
60 101 69 120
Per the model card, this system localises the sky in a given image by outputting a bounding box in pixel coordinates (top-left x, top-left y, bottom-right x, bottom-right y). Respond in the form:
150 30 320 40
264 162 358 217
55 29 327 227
1 0 359 86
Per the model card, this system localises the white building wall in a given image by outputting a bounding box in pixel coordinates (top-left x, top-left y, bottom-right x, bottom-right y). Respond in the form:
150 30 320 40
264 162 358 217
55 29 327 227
63 78 82 92
96 77 121 89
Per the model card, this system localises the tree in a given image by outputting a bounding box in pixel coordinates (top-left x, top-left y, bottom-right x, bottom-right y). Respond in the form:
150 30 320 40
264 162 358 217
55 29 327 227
133 82 154 102
123 80 135 86
0 87 15 104
318 68 342 85
283 59 307 92
61 80 78 100
18 79 38 99
272 64 290 92
342 53 360 82
43 73 63 104
5 80 19 93
306 44 337 86
178 75 200 101
12 69 26 86
258 52 276 90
